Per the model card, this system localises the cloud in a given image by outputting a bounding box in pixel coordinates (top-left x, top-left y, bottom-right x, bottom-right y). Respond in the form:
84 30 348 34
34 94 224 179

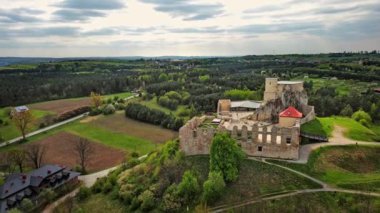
53 9 106 21
0 26 80 38
56 0 126 10
140 0 224 20
0 7 44 23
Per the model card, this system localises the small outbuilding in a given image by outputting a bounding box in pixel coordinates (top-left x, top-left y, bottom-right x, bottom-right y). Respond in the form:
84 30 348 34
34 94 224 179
279 106 303 127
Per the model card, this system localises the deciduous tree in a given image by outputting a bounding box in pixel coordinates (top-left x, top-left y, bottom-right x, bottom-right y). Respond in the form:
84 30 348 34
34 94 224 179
12 109 34 141
90 92 103 108
74 138 93 173
25 143 45 169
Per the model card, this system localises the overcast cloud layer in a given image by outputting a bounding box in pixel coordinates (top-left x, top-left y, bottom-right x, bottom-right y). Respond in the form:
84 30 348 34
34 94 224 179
0 0 379 57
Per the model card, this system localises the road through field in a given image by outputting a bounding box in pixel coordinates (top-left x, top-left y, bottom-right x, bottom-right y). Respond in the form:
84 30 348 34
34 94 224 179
0 94 138 148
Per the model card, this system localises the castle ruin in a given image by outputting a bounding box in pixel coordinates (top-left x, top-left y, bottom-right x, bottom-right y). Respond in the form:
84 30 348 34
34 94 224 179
179 78 316 160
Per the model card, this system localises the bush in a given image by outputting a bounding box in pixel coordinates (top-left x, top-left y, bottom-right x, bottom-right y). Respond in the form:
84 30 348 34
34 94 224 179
56 106 91 121
102 181 114 194
177 171 200 203
89 107 102 116
202 172 225 203
352 110 372 125
131 151 139 158
19 198 34 212
103 104 116 115
39 188 56 203
92 177 107 193
210 133 245 182
138 190 155 211
77 186 91 201
161 184 182 212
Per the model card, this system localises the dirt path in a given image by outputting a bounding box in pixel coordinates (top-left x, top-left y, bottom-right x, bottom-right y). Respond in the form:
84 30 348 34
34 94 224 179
211 156 380 212
295 126 380 164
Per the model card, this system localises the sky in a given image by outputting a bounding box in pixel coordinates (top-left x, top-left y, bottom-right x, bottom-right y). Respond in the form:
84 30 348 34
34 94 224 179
0 0 379 57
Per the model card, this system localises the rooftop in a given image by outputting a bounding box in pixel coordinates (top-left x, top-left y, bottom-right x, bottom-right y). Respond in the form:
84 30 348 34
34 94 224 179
231 100 262 109
278 81 303 85
279 106 303 118
14 106 29 113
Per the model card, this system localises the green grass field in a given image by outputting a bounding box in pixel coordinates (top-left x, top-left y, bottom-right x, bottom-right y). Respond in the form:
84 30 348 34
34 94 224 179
0 107 53 141
269 145 380 192
301 116 380 141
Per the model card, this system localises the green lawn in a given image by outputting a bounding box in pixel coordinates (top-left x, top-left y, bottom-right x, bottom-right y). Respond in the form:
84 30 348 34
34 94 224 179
65 122 157 155
0 108 53 141
301 116 380 142
269 145 380 192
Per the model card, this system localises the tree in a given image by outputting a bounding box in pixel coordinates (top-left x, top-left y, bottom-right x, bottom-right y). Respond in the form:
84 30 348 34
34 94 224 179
340 104 353 117
202 171 225 203
90 92 103 108
210 133 245 182
25 143 45 169
352 109 372 127
18 198 34 212
74 138 93 173
12 109 34 141
177 170 200 203
8 149 26 172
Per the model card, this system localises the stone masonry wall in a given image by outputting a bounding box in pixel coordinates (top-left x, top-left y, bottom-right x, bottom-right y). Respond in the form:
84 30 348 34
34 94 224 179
179 118 300 160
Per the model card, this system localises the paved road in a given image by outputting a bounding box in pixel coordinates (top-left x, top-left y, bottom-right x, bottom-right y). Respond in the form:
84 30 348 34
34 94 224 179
0 113 88 148
0 93 139 148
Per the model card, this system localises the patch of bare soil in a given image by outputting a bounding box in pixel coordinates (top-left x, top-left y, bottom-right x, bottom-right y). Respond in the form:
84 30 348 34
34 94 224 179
30 132 126 173
91 113 178 144
30 98 91 115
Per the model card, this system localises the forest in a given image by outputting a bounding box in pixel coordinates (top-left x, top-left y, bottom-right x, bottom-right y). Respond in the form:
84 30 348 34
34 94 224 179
0 52 380 125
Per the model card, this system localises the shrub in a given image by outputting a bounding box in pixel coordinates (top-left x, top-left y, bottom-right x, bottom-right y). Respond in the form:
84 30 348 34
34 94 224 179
352 110 372 125
92 177 107 193
102 181 113 194
77 186 91 201
210 133 245 182
177 171 200 203
202 172 226 203
39 188 56 203
19 198 34 212
138 190 155 211
89 107 102 116
103 104 116 115
161 184 182 212
340 104 353 117
56 106 91 121
131 151 139 158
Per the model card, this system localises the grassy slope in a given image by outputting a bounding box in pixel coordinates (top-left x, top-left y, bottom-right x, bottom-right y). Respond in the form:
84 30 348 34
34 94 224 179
186 156 321 206
269 145 380 192
301 116 379 141
234 192 380 212
0 108 53 141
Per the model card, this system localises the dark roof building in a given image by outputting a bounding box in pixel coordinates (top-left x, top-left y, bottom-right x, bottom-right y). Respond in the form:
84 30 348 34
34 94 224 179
0 165 80 213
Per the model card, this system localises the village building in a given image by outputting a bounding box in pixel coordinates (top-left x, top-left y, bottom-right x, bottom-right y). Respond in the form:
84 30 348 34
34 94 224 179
179 78 316 160
0 165 80 213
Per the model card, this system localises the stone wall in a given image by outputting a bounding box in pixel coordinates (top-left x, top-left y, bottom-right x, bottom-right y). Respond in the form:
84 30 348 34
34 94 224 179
179 118 300 160
300 104 316 125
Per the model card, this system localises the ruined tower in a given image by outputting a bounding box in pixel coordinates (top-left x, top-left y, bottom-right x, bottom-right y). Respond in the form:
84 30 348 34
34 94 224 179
264 78 278 102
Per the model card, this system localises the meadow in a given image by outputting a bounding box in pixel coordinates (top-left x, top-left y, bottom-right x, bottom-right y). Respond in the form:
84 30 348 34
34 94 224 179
301 116 380 141
269 145 380 192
